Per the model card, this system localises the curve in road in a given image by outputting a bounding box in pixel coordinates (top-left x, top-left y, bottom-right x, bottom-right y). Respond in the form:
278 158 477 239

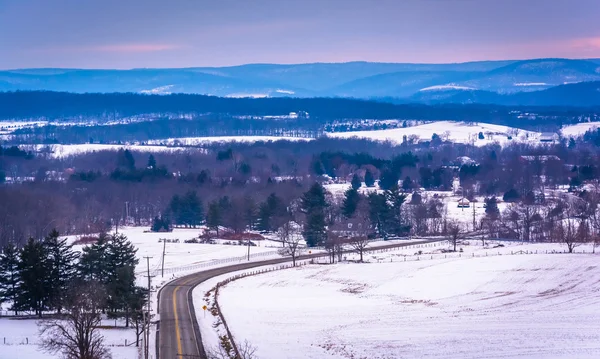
158 239 439 359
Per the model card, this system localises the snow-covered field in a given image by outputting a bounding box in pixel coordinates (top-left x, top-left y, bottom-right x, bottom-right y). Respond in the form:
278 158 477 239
38 144 195 158
69 227 281 282
561 122 600 138
0 318 137 359
146 136 312 146
216 242 600 359
328 121 540 146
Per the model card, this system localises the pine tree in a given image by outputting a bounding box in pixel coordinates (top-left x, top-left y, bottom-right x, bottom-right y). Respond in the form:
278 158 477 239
206 201 222 235
0 243 20 315
351 174 361 190
257 193 286 232
78 232 111 283
364 169 375 187
303 210 327 247
368 193 389 239
379 168 399 191
147 154 157 169
43 229 78 313
16 238 51 317
385 186 409 236
301 183 327 214
342 188 360 218
301 183 328 247
106 233 138 327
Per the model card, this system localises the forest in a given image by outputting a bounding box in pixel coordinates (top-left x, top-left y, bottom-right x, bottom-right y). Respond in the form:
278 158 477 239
1 92 599 143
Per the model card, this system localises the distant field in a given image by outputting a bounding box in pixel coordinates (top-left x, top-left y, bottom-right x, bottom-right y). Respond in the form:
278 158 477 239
327 121 540 146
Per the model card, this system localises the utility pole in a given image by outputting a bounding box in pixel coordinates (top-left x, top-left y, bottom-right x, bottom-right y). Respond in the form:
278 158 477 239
143 256 153 359
247 238 251 261
161 238 166 278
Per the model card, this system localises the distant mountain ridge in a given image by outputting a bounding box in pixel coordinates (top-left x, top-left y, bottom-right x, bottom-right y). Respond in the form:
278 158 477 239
1 58 600 106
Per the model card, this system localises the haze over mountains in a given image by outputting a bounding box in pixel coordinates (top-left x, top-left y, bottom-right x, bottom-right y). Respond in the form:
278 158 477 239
2 58 600 106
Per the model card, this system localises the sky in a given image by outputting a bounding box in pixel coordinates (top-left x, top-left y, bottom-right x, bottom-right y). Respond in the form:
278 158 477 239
1 0 600 69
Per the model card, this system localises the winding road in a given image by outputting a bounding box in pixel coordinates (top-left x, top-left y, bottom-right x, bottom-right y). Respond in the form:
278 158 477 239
157 239 439 359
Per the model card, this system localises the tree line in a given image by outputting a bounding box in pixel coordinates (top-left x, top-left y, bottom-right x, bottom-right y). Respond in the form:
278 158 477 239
0 230 145 325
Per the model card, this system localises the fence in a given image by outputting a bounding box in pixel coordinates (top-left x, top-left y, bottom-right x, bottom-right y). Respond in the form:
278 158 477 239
0 332 132 347
138 249 282 277
210 261 310 358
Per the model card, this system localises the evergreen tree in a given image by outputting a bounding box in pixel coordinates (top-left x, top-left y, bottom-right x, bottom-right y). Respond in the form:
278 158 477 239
43 229 78 313
147 154 157 169
379 168 399 191
256 193 285 232
478 131 485 140
364 169 375 187
0 243 20 315
301 182 328 214
117 148 136 170
384 186 409 237
351 174 361 190
206 201 222 235
368 192 390 239
401 176 413 192
301 183 328 247
484 197 500 218
568 137 576 149
16 238 51 317
78 232 111 283
303 210 327 247
151 216 170 232
342 188 360 218
106 233 138 327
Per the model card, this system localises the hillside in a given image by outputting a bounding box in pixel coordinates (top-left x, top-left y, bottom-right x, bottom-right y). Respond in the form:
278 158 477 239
405 81 600 107
3 59 600 105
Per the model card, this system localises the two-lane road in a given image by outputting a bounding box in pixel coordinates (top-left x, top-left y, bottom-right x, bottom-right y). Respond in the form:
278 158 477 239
158 239 440 359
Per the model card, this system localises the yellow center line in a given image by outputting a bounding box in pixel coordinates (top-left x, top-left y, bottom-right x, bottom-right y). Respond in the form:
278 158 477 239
173 286 183 358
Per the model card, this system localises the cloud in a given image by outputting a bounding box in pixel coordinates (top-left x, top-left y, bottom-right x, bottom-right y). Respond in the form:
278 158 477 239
569 37 600 53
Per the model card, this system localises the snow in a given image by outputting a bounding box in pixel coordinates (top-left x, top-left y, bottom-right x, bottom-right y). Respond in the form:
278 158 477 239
0 318 138 359
147 136 312 146
216 243 600 359
327 121 539 146
39 144 193 158
225 93 269 98
276 89 295 94
419 84 475 91
69 227 281 282
561 122 600 138
514 82 549 86
140 85 174 95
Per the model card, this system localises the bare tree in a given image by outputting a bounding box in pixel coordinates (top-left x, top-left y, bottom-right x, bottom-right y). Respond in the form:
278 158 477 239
447 221 463 252
325 230 341 264
38 280 111 359
277 221 304 267
207 339 258 359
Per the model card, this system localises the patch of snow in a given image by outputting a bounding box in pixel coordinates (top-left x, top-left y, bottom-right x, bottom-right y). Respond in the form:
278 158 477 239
140 85 174 95
514 82 549 86
561 122 600 137
419 84 475 91
275 89 295 95
225 93 269 98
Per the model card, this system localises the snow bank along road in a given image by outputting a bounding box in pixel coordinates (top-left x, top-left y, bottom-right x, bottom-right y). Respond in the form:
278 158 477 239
157 239 439 359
